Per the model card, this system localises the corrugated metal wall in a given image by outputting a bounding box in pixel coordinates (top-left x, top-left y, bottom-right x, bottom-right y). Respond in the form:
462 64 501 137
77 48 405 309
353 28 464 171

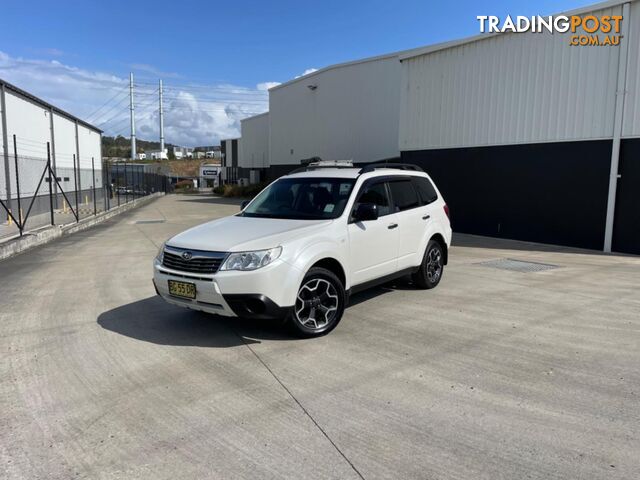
239 113 269 169
399 5 627 151
269 56 401 165
1 87 102 199
622 1 640 136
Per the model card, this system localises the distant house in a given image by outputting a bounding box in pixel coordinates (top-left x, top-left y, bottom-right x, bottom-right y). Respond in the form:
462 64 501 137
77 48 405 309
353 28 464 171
136 153 146 160
145 149 167 160
172 146 193 159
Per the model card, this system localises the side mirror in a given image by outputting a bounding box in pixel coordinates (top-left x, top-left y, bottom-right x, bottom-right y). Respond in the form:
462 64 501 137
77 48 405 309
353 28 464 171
353 203 378 222
240 200 250 210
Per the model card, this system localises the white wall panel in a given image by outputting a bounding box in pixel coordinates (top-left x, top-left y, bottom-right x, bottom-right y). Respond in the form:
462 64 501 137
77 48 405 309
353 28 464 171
5 90 51 159
622 0 640 136
400 5 623 151
269 56 401 165
240 113 269 168
52 113 76 168
0 85 101 200
78 124 101 168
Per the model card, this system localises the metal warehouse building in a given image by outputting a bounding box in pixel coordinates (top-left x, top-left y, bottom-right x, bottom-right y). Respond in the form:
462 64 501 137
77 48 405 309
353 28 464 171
399 0 639 254
220 137 240 184
267 51 405 178
238 112 269 184
228 0 639 254
1 78 102 225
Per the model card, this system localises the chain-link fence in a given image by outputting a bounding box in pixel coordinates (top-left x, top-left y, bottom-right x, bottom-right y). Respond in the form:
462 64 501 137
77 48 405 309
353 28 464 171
1 135 168 240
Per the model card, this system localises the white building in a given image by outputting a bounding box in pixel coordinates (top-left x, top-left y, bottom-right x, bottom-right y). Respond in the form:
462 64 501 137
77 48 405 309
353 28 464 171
239 112 269 183
145 149 167 160
267 51 407 178
136 153 146 160
199 163 221 188
172 146 193 159
0 78 102 222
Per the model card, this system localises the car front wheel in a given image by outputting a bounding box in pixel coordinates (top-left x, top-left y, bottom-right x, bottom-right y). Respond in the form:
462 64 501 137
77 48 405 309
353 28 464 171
288 267 346 337
412 239 444 289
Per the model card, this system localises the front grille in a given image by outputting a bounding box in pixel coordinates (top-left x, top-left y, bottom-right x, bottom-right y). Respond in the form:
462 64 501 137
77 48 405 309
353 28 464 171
162 247 226 274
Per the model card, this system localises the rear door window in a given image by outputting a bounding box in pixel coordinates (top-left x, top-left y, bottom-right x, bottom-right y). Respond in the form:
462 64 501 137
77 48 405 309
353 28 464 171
388 180 420 212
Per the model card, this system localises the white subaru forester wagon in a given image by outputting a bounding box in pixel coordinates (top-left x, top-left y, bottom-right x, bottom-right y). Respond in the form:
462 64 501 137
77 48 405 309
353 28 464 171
153 162 452 337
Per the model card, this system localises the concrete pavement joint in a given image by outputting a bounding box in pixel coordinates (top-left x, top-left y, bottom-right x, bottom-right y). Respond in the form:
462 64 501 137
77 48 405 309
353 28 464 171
233 326 366 480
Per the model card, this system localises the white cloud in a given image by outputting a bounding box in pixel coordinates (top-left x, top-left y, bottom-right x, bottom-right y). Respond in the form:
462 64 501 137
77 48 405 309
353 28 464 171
130 63 181 79
295 68 318 78
0 50 275 146
256 81 281 91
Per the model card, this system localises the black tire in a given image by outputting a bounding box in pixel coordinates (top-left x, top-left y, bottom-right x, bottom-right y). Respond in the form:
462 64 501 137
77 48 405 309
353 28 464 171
287 267 346 338
412 239 445 290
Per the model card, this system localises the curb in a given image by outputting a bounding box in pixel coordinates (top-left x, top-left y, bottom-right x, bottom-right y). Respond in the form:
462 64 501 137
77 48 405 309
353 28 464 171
0 193 164 261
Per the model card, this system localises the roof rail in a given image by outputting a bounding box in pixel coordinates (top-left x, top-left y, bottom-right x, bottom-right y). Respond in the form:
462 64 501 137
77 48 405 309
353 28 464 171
358 163 424 174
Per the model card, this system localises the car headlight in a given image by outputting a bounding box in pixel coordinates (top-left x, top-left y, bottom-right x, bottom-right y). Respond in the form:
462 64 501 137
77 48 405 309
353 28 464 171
155 242 166 262
220 247 282 271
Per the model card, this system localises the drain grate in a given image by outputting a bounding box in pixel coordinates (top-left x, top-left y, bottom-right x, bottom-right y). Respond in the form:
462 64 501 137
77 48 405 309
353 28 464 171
134 219 165 224
477 258 560 273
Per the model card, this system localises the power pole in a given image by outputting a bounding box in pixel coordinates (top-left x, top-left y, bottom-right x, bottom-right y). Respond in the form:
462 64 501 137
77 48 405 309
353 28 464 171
129 72 136 161
159 79 165 159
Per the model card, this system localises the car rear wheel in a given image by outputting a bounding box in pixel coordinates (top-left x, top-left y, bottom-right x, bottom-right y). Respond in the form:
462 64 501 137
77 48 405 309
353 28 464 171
288 267 346 337
412 239 444 289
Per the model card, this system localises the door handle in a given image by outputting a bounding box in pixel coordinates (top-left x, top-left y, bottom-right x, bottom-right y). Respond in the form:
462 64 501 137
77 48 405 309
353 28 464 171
388 223 398 229
422 214 431 220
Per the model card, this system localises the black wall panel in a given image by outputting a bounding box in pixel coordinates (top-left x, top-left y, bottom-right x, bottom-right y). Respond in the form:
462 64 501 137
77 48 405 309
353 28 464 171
231 139 238 168
613 139 640 255
402 141 612 250
267 164 299 181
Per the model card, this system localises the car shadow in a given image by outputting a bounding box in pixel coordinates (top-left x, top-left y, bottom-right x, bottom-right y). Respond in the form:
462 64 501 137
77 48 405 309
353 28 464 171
346 276 418 307
97 278 417 347
97 296 295 348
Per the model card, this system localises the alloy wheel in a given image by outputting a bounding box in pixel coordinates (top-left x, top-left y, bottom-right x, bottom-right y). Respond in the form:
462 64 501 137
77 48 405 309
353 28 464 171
294 278 339 330
426 246 443 283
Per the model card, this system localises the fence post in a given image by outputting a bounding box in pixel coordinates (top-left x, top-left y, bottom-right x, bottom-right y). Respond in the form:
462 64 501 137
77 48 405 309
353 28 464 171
92 157 97 216
102 160 108 212
47 142 54 226
116 162 120 207
73 153 79 222
12 135 24 235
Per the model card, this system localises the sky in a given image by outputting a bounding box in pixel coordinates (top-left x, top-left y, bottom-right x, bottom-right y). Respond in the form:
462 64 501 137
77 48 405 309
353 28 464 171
0 0 587 146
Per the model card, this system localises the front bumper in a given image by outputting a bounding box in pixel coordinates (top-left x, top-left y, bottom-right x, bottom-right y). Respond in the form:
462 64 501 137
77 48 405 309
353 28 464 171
152 257 300 319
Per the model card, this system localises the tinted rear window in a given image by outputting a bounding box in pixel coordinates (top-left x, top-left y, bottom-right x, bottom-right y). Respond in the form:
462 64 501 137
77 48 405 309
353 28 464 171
389 180 419 212
413 177 438 205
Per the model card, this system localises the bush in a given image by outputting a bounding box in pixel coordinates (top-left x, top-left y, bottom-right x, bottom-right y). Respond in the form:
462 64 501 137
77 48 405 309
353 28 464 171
213 182 268 198
174 179 195 193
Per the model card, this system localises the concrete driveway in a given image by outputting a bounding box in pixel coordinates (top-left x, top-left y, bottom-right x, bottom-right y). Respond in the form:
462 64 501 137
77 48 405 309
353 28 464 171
1 193 639 479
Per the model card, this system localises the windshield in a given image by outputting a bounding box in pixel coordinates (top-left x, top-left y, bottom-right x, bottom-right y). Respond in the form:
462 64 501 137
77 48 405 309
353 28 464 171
242 177 356 220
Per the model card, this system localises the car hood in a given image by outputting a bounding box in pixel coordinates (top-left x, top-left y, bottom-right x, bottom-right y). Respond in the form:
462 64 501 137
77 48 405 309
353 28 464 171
166 215 333 252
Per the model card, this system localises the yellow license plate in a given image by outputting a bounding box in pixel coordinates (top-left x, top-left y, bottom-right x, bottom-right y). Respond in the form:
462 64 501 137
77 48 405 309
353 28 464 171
168 280 196 299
